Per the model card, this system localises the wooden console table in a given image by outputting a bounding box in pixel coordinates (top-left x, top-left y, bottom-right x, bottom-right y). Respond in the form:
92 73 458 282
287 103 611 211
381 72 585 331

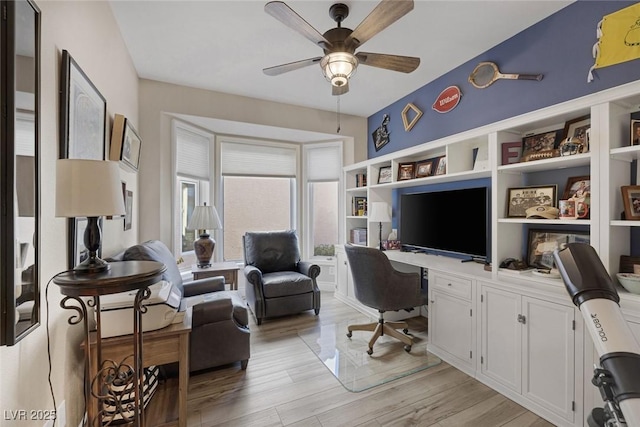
54 260 167 427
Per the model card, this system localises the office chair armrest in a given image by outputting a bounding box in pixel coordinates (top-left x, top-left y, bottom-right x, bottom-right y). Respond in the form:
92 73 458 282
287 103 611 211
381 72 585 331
183 276 225 297
244 265 263 285
298 261 320 279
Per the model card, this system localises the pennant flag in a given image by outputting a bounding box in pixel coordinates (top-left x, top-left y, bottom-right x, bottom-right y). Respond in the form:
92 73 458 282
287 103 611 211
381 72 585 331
588 2 640 82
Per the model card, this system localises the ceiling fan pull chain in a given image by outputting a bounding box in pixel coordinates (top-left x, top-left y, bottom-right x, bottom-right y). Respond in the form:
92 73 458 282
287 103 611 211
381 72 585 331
336 96 341 133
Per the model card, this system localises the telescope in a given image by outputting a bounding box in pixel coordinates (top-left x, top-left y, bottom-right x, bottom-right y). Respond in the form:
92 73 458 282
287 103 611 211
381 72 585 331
554 243 640 427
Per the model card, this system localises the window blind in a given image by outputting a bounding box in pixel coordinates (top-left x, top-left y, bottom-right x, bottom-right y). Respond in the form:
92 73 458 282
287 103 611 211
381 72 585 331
221 142 296 177
176 127 209 180
306 144 341 181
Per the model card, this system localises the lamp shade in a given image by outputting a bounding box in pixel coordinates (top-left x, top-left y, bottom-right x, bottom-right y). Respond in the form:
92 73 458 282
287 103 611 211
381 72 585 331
56 159 125 218
187 204 222 231
321 52 358 87
368 202 391 223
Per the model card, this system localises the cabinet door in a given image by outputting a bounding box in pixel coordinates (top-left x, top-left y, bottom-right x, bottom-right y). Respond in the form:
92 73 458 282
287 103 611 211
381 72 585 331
430 290 473 367
522 297 575 422
481 286 522 393
336 248 349 297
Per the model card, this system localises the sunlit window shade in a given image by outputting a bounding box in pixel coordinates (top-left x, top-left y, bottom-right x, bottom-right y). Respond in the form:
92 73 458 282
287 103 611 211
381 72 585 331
307 144 341 182
221 142 296 177
176 128 209 180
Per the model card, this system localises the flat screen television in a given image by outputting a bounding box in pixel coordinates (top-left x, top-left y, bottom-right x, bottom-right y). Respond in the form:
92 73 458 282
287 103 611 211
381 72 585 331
399 186 489 260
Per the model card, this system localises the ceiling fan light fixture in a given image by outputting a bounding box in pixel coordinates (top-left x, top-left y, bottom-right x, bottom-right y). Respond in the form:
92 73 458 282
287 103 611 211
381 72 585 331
321 52 358 87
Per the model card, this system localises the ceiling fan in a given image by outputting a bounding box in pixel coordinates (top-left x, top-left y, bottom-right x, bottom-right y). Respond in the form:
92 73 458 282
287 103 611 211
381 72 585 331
263 0 420 96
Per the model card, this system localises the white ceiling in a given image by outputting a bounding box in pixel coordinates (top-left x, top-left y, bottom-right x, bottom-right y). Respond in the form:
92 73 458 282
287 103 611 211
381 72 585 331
109 0 573 140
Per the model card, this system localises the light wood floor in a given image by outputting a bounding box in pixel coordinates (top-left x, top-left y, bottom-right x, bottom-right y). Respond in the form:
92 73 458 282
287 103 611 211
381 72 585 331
186 291 554 427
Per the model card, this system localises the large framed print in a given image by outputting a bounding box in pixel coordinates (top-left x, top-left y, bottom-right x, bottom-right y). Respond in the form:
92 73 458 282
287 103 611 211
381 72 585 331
59 50 106 161
527 229 589 269
507 185 557 218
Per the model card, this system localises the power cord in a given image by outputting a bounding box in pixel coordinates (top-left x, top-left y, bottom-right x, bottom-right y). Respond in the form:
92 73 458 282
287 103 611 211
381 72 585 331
45 269 73 427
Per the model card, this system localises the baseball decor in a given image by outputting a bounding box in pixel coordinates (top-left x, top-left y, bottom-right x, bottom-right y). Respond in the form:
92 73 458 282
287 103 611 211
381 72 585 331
432 86 462 113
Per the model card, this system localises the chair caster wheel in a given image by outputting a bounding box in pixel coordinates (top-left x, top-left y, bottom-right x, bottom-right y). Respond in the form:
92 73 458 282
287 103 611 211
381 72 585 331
404 345 412 353
367 348 373 355
403 328 409 334
346 331 352 338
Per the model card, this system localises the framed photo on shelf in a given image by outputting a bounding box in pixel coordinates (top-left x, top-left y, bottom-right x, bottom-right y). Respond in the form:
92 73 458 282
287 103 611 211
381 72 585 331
434 156 447 176
527 229 589 269
563 115 590 144
507 185 557 218
563 176 591 200
415 159 433 178
110 114 142 171
397 162 415 181
621 185 640 220
378 166 392 184
521 130 561 162
631 119 640 146
59 50 106 161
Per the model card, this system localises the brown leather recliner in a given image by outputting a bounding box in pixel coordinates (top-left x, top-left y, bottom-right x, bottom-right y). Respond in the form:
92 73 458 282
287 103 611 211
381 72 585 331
109 240 250 371
242 230 321 325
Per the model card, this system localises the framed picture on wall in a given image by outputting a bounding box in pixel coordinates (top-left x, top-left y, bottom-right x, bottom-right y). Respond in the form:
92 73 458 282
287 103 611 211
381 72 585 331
59 49 106 161
110 114 142 171
124 190 133 230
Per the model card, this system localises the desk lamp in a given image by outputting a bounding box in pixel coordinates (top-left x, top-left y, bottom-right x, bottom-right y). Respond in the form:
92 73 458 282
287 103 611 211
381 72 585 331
56 159 125 273
369 202 391 251
187 203 222 268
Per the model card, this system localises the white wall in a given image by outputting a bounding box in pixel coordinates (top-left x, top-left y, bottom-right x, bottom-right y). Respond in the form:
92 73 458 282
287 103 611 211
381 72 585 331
0 2 139 426
137 79 369 248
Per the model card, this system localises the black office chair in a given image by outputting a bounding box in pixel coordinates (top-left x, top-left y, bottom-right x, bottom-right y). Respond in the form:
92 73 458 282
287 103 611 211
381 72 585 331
344 244 427 355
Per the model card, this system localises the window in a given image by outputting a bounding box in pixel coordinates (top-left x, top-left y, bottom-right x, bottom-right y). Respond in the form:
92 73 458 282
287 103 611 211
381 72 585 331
305 143 342 258
220 139 298 261
173 121 212 266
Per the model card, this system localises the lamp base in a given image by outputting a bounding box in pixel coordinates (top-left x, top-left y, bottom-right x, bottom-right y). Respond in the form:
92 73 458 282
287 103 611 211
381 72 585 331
194 233 215 268
74 256 110 274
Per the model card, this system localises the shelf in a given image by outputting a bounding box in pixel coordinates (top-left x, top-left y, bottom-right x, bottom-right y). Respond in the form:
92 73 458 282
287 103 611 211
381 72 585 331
611 220 640 227
497 153 591 174
347 215 367 219
498 218 592 226
369 169 491 190
346 187 367 193
610 145 640 163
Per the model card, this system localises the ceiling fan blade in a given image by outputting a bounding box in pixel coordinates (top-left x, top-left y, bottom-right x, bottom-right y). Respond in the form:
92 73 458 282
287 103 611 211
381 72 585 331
263 57 323 76
356 52 420 73
332 82 349 96
346 0 414 49
265 1 332 49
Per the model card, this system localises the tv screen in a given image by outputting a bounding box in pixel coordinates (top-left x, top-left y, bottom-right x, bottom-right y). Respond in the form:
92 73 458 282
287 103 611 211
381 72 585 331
400 187 489 259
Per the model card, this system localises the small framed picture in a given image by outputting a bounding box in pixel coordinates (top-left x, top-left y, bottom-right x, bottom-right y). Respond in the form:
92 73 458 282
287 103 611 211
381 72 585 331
527 229 590 269
434 156 447 176
397 162 415 181
631 119 640 146
563 115 590 144
124 190 133 230
563 176 591 200
507 185 557 218
110 114 142 171
521 130 561 162
378 166 392 184
621 185 640 220
415 159 433 178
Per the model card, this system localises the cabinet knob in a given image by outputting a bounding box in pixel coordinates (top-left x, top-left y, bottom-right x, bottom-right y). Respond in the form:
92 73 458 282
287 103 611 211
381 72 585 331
517 314 527 324
447 283 452 286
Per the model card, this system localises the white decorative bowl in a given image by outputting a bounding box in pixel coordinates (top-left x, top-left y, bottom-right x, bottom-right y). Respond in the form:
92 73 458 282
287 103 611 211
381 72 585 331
616 273 640 294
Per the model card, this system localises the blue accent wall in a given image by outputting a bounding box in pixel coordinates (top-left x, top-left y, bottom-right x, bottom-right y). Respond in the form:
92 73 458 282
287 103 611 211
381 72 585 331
368 1 640 158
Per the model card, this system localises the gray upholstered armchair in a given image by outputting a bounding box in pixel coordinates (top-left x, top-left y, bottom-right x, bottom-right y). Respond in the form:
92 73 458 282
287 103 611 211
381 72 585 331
109 240 250 371
243 230 321 325
344 244 427 355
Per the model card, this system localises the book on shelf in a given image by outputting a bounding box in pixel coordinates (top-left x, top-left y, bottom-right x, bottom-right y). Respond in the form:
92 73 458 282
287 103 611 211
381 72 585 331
351 196 367 216
356 173 367 187
350 228 367 245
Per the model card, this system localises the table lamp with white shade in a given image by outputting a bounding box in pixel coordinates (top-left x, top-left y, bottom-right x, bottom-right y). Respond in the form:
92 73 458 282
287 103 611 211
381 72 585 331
368 201 391 251
187 203 222 268
56 159 125 273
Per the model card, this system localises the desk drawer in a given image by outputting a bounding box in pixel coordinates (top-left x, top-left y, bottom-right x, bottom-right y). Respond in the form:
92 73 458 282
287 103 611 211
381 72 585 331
431 272 472 300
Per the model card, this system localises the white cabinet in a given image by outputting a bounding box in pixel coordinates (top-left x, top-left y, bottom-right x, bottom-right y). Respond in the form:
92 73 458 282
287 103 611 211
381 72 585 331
480 283 576 425
428 271 475 375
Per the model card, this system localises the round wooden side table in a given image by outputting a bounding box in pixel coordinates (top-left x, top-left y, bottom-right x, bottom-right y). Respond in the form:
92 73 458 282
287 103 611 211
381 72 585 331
54 260 166 427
